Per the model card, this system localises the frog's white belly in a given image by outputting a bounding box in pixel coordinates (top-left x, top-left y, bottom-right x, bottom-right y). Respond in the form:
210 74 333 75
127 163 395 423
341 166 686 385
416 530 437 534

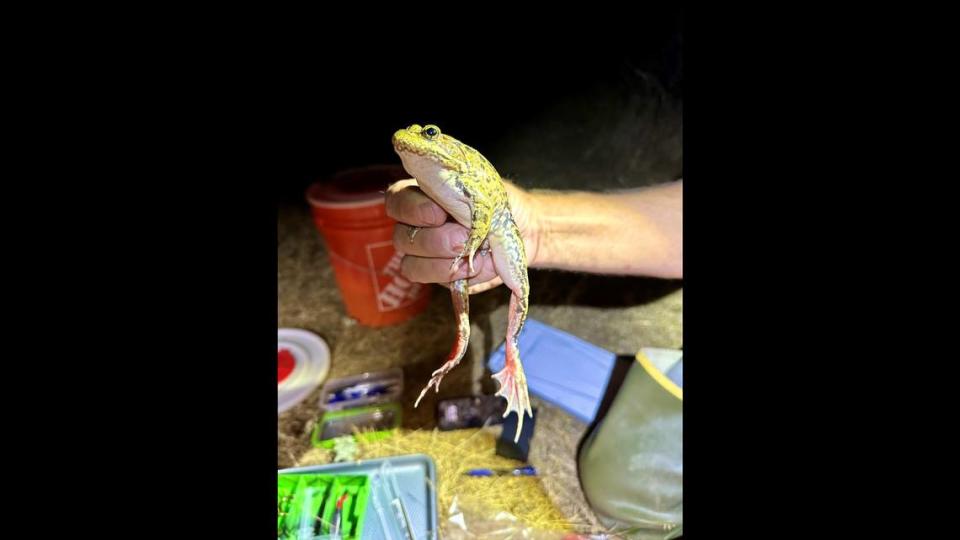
397 151 472 226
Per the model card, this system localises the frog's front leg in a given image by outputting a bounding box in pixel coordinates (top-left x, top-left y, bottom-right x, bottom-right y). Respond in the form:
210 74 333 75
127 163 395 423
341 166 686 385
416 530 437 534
414 277 470 407
488 212 533 442
450 194 495 277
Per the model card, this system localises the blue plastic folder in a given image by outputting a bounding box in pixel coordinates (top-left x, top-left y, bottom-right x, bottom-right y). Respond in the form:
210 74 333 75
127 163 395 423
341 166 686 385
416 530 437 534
487 319 618 423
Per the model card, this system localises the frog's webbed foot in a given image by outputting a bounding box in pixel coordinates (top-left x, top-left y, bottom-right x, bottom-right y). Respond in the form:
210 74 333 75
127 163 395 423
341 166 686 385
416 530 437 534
453 237 491 276
414 361 459 408
491 288 532 443
450 245 480 276
492 360 533 443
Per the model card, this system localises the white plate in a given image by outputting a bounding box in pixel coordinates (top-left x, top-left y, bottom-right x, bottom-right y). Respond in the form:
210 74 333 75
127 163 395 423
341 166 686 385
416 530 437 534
278 328 330 414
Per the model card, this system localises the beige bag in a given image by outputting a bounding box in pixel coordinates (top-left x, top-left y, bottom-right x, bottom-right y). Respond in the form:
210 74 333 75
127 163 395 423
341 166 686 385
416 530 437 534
578 349 683 539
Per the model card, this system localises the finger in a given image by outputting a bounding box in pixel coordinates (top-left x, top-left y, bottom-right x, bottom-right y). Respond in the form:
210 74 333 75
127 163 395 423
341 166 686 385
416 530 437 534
400 251 497 284
439 276 502 294
466 276 503 294
393 222 468 257
384 179 447 226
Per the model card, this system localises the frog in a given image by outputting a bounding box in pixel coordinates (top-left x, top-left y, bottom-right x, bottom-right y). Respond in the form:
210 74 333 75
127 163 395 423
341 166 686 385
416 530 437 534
392 123 532 442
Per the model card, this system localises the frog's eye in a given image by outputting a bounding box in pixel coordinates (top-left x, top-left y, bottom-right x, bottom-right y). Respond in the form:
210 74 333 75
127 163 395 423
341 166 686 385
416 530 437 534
423 125 440 139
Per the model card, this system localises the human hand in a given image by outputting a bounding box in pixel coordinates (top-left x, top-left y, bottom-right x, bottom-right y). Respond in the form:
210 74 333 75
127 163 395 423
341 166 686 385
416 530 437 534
385 178 540 294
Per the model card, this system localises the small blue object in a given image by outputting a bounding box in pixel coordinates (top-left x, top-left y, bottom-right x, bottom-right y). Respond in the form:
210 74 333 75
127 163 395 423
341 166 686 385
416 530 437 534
511 465 537 476
326 383 394 404
487 319 617 423
465 466 537 477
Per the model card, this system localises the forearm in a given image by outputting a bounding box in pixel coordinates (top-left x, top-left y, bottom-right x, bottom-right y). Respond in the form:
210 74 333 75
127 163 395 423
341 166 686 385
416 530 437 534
518 180 683 278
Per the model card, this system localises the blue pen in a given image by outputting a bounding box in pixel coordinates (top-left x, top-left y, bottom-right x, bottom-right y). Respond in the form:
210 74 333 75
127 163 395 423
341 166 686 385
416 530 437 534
465 465 536 477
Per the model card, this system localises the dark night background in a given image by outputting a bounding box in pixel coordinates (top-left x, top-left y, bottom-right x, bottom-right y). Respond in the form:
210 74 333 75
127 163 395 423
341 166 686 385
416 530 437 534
274 11 682 205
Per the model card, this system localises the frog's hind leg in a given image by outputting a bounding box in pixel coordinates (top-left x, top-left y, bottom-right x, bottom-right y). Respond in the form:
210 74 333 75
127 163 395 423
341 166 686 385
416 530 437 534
414 278 470 408
488 213 533 443
491 291 532 443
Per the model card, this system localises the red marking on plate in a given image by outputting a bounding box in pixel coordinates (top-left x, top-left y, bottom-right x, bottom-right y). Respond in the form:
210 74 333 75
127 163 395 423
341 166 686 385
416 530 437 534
278 349 295 383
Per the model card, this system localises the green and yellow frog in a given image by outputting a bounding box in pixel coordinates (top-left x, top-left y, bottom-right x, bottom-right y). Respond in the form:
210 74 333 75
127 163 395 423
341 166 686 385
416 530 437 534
392 124 532 442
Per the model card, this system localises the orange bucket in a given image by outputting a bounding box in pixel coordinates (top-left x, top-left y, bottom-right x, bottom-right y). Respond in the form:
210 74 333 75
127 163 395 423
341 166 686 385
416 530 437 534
306 165 432 327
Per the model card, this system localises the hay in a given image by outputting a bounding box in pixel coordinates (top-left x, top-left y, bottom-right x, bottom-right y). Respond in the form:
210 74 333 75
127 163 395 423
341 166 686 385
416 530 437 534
297 426 580 536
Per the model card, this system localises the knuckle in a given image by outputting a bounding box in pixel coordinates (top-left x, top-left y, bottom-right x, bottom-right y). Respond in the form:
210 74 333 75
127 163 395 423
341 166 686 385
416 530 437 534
400 256 422 282
384 194 400 219
392 225 406 251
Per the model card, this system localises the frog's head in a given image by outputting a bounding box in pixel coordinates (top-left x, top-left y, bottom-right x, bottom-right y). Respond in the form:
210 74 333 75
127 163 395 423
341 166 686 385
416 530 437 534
392 124 469 178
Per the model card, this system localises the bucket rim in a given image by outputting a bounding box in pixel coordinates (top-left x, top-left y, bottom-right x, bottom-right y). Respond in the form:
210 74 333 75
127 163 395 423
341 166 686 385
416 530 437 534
306 164 406 210
307 195 385 210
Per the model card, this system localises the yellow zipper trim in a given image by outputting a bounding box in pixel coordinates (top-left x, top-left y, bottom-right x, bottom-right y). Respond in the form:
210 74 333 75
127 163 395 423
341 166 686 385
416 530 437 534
636 350 683 401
